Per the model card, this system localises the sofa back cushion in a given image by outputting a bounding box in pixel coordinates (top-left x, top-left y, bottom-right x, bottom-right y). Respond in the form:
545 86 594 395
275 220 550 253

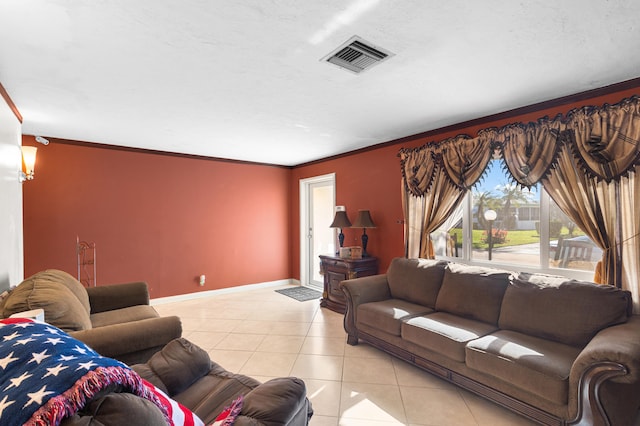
2 270 92 331
498 273 631 347
435 263 512 325
40 269 91 313
134 338 212 396
387 258 448 308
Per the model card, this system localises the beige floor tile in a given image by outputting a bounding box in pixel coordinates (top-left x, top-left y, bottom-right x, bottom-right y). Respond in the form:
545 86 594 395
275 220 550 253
291 354 344 380
340 382 406 423
197 318 243 333
343 356 397 385
239 351 297 377
301 336 346 356
392 358 457 390
248 309 318 322
207 349 252 372
257 334 305 353
344 342 392 360
339 420 406 426
214 333 265 351
400 386 477 426
312 307 344 323
179 317 210 332
304 379 342 417
268 321 312 336
200 308 254 320
309 415 338 426
183 330 228 351
460 390 537 426
308 322 349 338
232 319 279 334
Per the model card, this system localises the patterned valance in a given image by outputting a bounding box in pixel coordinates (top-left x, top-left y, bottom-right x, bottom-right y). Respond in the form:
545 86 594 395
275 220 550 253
399 96 640 196
565 96 640 182
399 133 493 196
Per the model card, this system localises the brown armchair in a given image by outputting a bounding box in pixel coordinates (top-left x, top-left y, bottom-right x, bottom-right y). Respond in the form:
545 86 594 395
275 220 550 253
0 269 181 364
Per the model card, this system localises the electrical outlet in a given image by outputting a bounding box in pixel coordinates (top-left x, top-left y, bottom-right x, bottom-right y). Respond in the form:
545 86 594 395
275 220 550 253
199 275 206 286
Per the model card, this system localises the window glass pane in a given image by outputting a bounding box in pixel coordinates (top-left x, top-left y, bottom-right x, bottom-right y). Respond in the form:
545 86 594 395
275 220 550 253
471 160 540 266
548 198 601 272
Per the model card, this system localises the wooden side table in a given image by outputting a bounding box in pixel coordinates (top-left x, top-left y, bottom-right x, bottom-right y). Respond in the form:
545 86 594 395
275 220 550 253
319 254 378 313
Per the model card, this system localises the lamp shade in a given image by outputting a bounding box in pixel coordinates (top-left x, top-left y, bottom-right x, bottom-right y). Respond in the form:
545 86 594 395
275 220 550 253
352 210 375 228
330 211 351 228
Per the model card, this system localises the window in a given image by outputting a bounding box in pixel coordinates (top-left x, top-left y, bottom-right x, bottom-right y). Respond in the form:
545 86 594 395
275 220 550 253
432 159 600 280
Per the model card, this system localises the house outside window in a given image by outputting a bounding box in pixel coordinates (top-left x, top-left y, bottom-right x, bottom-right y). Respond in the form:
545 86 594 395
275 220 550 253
431 159 601 281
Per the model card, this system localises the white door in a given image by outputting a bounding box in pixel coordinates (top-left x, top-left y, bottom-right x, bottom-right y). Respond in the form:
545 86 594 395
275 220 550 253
300 174 335 289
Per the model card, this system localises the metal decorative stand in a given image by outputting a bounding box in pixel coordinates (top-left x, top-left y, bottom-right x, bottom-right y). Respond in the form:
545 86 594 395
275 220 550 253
76 237 96 287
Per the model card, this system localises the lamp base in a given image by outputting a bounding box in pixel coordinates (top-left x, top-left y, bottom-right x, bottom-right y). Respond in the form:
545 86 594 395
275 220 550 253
361 232 369 257
336 230 345 256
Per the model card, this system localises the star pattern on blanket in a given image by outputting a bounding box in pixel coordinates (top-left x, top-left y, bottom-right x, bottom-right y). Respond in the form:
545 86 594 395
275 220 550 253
0 318 205 426
0 319 132 425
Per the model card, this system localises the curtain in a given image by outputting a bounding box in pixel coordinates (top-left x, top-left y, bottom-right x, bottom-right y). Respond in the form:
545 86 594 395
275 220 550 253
542 143 619 284
399 133 493 258
399 96 640 312
620 170 640 313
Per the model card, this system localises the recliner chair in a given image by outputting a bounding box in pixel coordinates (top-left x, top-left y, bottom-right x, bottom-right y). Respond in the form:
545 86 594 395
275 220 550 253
0 269 182 364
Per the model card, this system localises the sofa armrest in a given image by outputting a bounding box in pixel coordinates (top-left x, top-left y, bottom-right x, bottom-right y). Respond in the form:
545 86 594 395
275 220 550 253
86 282 150 313
567 315 640 424
70 315 182 360
570 315 640 385
236 377 312 426
340 274 391 344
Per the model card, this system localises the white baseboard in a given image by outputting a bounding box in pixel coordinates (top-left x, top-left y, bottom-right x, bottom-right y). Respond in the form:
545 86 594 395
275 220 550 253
150 278 300 305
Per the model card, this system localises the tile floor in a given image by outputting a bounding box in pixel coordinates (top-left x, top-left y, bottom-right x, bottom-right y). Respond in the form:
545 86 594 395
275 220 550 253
153 284 638 426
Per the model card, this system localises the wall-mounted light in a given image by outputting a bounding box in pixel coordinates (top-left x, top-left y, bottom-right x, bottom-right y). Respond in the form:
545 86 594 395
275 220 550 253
19 146 37 182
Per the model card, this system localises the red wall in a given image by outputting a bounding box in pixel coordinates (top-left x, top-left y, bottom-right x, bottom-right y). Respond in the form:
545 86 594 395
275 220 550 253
22 138 291 298
23 82 640 298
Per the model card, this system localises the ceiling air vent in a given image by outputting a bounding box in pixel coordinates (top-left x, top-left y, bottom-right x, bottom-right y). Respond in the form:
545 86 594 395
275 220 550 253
323 36 394 74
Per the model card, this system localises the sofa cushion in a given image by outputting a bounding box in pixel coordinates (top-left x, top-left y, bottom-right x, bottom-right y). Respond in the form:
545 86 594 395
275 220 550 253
386 257 448 308
2 275 92 331
401 312 498 362
466 330 582 404
133 338 213 396
357 299 433 336
498 274 631 346
435 263 511 325
38 269 91 314
90 305 159 328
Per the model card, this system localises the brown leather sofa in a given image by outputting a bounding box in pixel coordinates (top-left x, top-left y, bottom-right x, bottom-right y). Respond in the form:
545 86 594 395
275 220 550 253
0 269 182 364
60 338 313 425
341 257 640 426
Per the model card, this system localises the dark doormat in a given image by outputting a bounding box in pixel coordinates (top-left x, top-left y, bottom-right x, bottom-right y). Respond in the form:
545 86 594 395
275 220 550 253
275 286 322 302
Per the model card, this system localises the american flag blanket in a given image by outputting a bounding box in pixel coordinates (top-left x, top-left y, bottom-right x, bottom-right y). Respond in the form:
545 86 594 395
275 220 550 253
0 318 204 426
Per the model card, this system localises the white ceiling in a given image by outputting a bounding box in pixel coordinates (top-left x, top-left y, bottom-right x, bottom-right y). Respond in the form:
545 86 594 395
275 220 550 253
1 1 639 166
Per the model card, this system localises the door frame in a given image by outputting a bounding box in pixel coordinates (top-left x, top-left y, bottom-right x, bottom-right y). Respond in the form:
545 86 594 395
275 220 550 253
299 173 336 288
